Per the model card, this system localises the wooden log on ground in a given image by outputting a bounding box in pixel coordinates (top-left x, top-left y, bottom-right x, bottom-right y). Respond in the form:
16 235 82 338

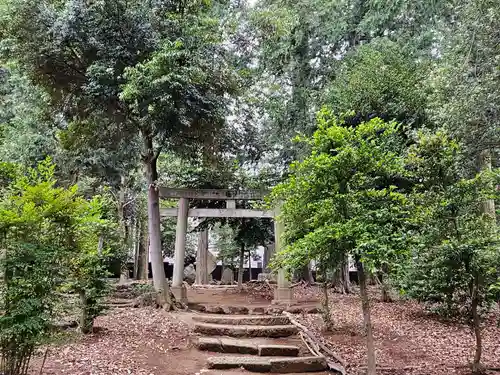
283 311 346 374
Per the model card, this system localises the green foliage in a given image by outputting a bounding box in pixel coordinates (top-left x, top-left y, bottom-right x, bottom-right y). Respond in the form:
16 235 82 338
1 0 242 299
426 0 500 170
0 161 17 190
130 283 156 297
213 222 264 268
0 66 57 166
63 195 116 333
327 38 428 128
0 159 117 374
0 0 237 158
400 131 500 321
213 223 240 266
248 0 450 168
271 110 409 273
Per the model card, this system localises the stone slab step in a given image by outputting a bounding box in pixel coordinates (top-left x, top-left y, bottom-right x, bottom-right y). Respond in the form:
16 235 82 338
207 355 328 373
197 337 258 355
197 337 300 357
188 303 320 315
270 357 328 373
259 344 300 357
194 323 297 338
193 315 290 326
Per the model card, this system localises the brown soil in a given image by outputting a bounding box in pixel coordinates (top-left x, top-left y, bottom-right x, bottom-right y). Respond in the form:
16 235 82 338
28 287 500 375
187 286 320 312
295 286 500 375
187 287 273 306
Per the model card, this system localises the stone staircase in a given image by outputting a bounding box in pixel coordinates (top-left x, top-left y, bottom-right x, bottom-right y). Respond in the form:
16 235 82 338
193 314 329 373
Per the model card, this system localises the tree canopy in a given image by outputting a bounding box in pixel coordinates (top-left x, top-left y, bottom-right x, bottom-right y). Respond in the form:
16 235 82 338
0 0 499 373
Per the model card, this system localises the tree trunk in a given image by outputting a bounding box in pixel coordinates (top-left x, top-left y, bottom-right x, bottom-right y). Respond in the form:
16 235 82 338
333 257 350 294
295 263 314 284
478 149 496 222
248 249 252 281
332 267 342 292
79 290 92 334
1 243 6 283
264 242 275 273
238 243 245 289
471 277 483 373
305 262 314 284
133 217 139 279
143 135 170 307
118 175 129 285
136 217 149 280
381 281 391 302
342 254 351 294
380 264 392 302
321 280 333 331
97 235 104 256
358 261 376 375
196 229 209 285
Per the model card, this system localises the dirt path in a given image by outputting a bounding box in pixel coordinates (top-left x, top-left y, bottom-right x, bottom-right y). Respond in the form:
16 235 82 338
29 307 331 375
29 286 500 375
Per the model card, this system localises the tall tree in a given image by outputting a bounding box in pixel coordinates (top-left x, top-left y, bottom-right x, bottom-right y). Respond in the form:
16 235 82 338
0 67 58 167
272 111 409 375
326 38 428 129
427 0 500 212
250 0 450 166
0 0 237 308
402 131 500 373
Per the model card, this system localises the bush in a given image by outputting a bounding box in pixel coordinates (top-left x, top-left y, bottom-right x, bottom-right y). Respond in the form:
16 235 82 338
0 243 62 375
0 159 118 374
400 132 500 372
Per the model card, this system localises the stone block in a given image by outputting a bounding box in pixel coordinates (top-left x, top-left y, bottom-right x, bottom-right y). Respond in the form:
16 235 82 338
227 305 249 315
197 337 222 352
171 285 187 304
207 356 271 372
273 287 293 303
251 307 266 315
221 268 234 284
220 338 258 355
205 305 225 314
258 344 300 357
192 315 289 326
269 356 328 373
194 323 297 338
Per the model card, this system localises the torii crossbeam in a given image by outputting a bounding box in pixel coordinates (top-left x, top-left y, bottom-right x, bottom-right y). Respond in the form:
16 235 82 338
159 188 292 304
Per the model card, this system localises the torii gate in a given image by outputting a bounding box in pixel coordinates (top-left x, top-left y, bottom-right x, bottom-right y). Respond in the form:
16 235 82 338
159 187 292 304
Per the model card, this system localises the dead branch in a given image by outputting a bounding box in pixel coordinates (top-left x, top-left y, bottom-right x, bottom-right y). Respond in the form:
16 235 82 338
299 331 346 375
299 331 320 356
283 311 347 369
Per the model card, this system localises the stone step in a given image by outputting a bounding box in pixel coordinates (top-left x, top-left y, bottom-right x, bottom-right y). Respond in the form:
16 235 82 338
259 344 300 357
193 315 290 326
198 337 258 355
188 302 320 315
197 337 300 357
207 355 328 373
194 323 297 338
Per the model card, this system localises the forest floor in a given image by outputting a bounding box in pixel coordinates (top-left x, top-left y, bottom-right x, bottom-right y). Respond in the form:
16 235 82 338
29 285 500 375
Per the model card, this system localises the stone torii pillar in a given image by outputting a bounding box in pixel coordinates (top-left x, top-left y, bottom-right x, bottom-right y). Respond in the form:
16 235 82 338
272 204 293 304
171 197 188 303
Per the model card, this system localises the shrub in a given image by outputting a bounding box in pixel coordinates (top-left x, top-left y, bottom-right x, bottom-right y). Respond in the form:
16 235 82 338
0 159 117 374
